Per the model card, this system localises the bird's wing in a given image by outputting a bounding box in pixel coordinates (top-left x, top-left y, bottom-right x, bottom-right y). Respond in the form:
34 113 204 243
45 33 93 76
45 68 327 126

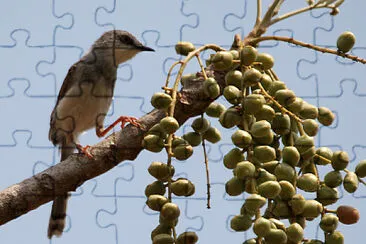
49 61 80 144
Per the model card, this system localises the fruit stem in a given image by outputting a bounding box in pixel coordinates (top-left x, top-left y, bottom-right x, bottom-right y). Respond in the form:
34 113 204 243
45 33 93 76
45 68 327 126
255 0 262 26
249 35 366 64
164 61 182 88
195 54 209 80
201 128 211 209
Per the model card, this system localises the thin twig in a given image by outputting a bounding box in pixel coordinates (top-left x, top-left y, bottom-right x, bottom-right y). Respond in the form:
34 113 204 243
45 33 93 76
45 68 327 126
249 36 366 64
201 135 211 209
255 0 262 26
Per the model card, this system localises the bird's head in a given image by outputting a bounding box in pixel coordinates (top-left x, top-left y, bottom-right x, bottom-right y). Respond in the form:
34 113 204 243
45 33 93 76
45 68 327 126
92 30 154 65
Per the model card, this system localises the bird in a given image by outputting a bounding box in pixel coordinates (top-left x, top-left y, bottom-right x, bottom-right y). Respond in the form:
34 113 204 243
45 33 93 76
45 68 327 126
47 30 154 238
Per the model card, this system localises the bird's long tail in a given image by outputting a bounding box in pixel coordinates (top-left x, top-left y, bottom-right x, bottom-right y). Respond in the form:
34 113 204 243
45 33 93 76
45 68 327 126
47 145 73 239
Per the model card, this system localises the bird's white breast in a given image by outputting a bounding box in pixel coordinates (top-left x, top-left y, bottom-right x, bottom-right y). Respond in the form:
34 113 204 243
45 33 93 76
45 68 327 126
55 81 113 136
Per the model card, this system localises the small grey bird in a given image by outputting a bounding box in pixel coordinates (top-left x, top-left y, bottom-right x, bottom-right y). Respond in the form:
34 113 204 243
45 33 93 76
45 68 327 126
47 30 154 238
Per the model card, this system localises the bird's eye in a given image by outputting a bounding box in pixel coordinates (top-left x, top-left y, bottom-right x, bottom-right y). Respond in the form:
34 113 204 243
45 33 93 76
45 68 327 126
120 35 133 45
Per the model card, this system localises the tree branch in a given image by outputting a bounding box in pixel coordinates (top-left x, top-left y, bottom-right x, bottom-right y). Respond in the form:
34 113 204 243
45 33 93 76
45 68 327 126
0 67 226 226
249 35 366 64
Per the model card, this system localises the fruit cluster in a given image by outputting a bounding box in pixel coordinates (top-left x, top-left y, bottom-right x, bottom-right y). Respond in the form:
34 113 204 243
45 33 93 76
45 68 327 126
142 30 361 244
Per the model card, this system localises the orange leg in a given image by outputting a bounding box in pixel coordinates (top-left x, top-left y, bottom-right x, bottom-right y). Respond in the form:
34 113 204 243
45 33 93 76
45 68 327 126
96 116 140 138
76 144 93 159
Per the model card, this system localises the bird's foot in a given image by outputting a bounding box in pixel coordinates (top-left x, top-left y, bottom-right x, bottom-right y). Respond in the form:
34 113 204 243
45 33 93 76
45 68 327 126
76 144 93 159
96 116 141 138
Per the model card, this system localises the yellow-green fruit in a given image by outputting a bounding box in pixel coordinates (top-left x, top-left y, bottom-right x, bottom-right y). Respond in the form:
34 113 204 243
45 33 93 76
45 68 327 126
219 108 242 128
331 150 349 170
243 239 257 244
272 113 291 135
202 126 221 144
225 176 245 196
230 214 252 232
203 77 220 99
279 180 296 200
324 170 343 188
159 214 178 228
240 45 258 66
295 135 315 160
262 160 279 174
143 134 165 152
211 51 234 70
253 145 276 164
148 162 174 181
303 119 319 137
223 148 245 169
314 147 333 165
151 224 172 240
258 180 281 199
268 80 287 96
264 229 287 244
146 195 169 211
230 50 239 59
172 137 188 148
161 202 180 220
320 214 338 233
301 200 323 219
256 53 275 70
286 223 304 243
325 231 344 244
171 178 195 197
343 171 359 193
318 106 335 126
152 233 174 244
269 218 286 230
223 85 241 105
260 73 273 90
243 68 262 87
145 181 166 197
151 92 173 109
297 173 319 192
316 185 338 206
336 205 360 225
299 102 318 119
234 161 256 179
205 102 226 118
253 217 272 237
274 89 296 106
250 120 272 138
254 104 275 122
304 240 324 244
274 163 296 182
231 130 252 148
176 232 198 244
225 70 242 88
175 41 195 55
244 94 266 114
290 216 306 229
173 144 193 160
243 194 267 213
182 132 202 147
256 168 277 185
191 117 210 133
160 116 179 134
282 146 300 167
287 97 304 113
245 178 257 194
337 31 356 53
289 194 306 215
147 124 167 138
355 159 366 178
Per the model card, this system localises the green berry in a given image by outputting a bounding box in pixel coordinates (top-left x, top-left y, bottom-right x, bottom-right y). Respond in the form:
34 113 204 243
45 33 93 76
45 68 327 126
331 150 349 170
173 144 193 160
161 203 180 220
223 148 245 169
225 70 242 88
176 232 198 244
143 134 165 152
191 117 210 133
148 162 174 181
225 176 245 196
258 180 281 199
175 42 195 55
318 107 335 126
211 51 234 70
243 68 262 87
324 170 343 188
230 214 252 232
337 31 356 53
202 126 221 143
325 231 344 244
256 53 275 70
182 132 202 147
152 234 174 244
355 159 366 178
253 217 272 237
254 104 275 122
297 173 319 192
272 113 291 135
145 181 166 197
314 147 333 165
343 171 359 193
274 89 296 106
274 163 296 182
316 185 338 206
286 223 304 243
240 46 258 66
264 229 287 244
205 102 226 118
146 195 169 211
223 85 241 105
282 146 300 167
303 119 319 137
234 161 256 179
289 194 306 215
244 94 266 114
219 108 241 128
302 200 323 219
171 178 195 196
320 214 338 233
203 77 220 99
151 92 173 109
160 116 179 134
279 180 296 200
231 130 252 148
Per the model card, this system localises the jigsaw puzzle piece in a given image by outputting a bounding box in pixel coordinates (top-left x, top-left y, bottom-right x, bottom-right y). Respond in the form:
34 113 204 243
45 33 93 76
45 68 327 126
0 0 72 46
0 30 55 97
0 79 55 146
53 0 111 48
95 0 196 46
318 80 366 157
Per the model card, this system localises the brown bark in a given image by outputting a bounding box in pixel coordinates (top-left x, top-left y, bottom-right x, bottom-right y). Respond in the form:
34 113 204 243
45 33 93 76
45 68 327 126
0 67 225 226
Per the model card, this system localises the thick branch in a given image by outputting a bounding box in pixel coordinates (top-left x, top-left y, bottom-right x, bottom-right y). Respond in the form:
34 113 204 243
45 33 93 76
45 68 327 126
0 67 225 226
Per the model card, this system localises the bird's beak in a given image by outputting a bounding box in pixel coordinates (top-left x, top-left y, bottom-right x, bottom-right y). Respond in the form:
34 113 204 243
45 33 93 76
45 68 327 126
139 45 155 52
